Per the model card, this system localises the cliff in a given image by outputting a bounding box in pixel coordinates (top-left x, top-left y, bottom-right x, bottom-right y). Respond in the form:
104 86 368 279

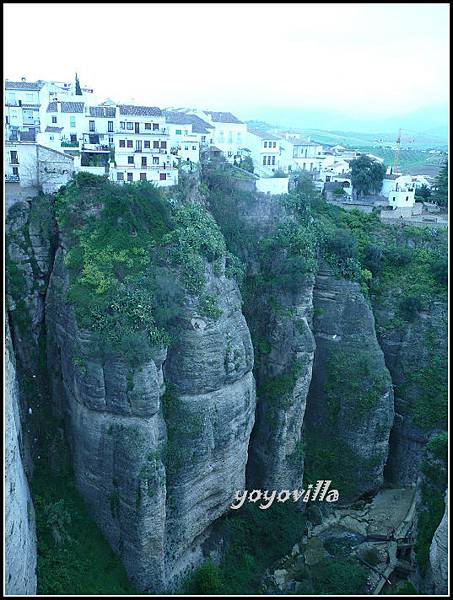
5 320 37 594
303 266 394 500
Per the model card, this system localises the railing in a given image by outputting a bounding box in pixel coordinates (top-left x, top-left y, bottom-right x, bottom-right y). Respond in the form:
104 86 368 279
116 128 168 135
5 174 20 182
81 144 110 152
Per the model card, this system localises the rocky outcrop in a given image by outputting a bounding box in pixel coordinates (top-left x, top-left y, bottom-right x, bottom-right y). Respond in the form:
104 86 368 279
45 247 255 592
5 321 37 595
6 196 56 373
428 490 448 595
303 266 394 500
376 302 448 484
247 277 315 490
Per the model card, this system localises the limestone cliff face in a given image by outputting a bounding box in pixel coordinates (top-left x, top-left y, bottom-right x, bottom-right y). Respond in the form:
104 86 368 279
428 490 448 595
6 197 56 373
163 263 256 584
246 277 315 490
5 321 37 595
45 247 255 592
376 302 448 484
303 266 394 500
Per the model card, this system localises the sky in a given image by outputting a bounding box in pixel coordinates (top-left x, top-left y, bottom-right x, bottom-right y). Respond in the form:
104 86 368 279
3 3 450 131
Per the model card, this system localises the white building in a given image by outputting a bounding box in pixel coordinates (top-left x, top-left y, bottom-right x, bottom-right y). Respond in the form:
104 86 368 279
45 100 86 148
163 111 213 165
5 80 44 141
381 174 416 209
244 129 283 175
5 141 74 204
110 105 177 187
190 110 247 163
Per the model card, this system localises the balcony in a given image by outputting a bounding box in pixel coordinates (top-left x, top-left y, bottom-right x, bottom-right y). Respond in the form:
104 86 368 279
116 128 168 135
5 174 20 182
81 143 110 152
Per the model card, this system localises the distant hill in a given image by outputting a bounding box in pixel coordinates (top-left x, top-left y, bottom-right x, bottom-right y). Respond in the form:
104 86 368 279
242 104 448 146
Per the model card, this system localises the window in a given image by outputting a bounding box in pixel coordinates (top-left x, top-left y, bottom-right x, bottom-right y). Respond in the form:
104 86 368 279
228 131 233 143
140 173 147 181
142 140 149 148
153 123 159 130
135 140 142 152
153 157 159 165
70 116 76 128
153 141 159 149
273 142 277 148
237 132 241 144
89 120 95 132
117 172 124 181
161 141 167 149
119 140 126 148
263 156 266 165
50 135 54 140
145 123 152 130
108 121 113 132
192 146 197 150
128 156 134 164
52 116 57 124
219 131 224 143
127 122 133 130
201 135 206 142
272 156 275 165
120 121 125 129
109 136 114 144
12 166 19 176
406 196 409 201
127 140 133 148
127 172 133 182
185 146 189 151
70 134 77 143
141 157 147 167
160 173 167 181
264 141 268 148
10 151 19 164
175 129 182 135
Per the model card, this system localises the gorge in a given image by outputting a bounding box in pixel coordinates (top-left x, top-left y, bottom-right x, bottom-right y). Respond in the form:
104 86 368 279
5 162 448 595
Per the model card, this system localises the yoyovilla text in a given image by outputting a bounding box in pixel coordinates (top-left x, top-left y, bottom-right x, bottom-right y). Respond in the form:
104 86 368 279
230 480 339 510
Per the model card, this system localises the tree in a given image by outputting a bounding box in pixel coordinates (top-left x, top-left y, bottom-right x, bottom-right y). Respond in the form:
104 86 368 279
431 160 448 207
415 183 431 202
238 155 254 173
75 72 82 96
350 155 386 198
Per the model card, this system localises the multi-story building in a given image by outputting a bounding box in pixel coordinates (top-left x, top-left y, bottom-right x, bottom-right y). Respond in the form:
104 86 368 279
45 100 86 148
163 111 203 165
110 105 177 187
188 110 247 163
5 80 44 142
245 129 283 175
5 139 74 207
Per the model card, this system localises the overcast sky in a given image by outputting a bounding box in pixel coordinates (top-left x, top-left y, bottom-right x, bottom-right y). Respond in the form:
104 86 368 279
3 3 449 122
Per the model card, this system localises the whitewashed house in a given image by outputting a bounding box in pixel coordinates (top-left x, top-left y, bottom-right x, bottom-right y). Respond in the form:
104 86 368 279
244 129 284 175
5 80 46 142
190 110 247 163
5 141 74 207
163 111 207 165
381 174 416 209
110 105 177 187
45 100 86 149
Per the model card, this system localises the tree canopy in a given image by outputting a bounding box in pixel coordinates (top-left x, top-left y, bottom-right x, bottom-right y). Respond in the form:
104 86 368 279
431 160 448 207
350 155 386 198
